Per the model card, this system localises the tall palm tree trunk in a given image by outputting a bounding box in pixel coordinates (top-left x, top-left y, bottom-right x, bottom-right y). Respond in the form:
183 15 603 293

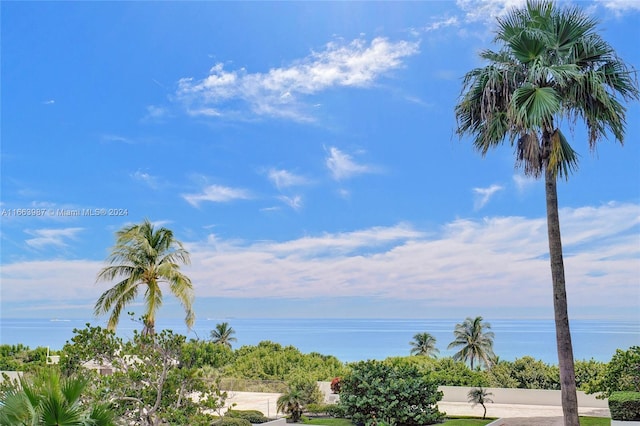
545 168 579 426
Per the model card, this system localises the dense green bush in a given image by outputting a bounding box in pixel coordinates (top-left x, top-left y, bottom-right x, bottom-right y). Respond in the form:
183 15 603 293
225 341 347 382
0 344 51 372
306 403 345 417
609 392 640 421
226 409 268 423
217 416 252 426
584 346 639 398
340 360 444 426
384 356 487 387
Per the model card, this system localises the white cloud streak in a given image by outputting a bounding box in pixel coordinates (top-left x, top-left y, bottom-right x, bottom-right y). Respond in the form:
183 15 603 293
267 169 309 189
25 227 84 249
473 184 504 210
176 37 420 121
325 146 375 180
183 185 252 207
3 203 638 317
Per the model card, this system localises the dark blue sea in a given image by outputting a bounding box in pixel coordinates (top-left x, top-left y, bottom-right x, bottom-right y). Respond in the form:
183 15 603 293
1 318 638 365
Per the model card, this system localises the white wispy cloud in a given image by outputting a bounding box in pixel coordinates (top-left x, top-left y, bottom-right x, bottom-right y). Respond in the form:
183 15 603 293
131 170 160 189
278 195 303 211
183 184 252 207
513 174 537 194
2 203 638 317
456 0 527 23
267 169 309 189
325 146 375 181
42 99 55 105
473 184 504 210
25 227 84 249
176 36 420 121
424 16 460 32
597 0 640 14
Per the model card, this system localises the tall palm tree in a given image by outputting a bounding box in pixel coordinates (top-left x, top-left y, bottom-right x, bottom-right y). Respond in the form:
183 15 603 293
210 321 237 349
95 219 195 336
409 332 440 357
455 1 638 424
447 316 495 370
0 369 116 426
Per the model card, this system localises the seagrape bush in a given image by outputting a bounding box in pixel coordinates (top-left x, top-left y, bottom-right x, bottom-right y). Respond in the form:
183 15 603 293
384 356 488 387
339 360 444 426
224 340 347 381
583 346 640 398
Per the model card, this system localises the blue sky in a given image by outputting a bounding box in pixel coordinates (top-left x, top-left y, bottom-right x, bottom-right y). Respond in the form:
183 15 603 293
1 0 639 325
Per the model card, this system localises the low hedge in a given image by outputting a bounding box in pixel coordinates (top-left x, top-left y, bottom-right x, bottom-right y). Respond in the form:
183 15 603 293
216 418 252 426
305 403 345 417
225 409 269 423
609 392 640 421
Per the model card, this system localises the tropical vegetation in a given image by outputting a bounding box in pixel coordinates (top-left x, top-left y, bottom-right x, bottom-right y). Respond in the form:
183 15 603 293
410 332 439 357
94 219 195 336
211 321 238 349
467 387 494 420
454 1 639 423
448 316 496 370
339 359 444 425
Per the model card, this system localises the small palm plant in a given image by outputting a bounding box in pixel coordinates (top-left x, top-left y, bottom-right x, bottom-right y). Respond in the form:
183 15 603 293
0 368 116 426
468 387 494 420
277 389 304 422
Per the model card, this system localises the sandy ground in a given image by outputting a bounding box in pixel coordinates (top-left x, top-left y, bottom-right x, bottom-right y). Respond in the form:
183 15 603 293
223 391 611 424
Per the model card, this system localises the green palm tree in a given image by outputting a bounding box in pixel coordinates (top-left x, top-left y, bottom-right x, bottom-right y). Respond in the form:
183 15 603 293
447 316 495 370
409 332 440 357
468 387 494 420
95 219 195 335
0 369 116 426
454 1 638 424
210 321 237 348
276 389 304 422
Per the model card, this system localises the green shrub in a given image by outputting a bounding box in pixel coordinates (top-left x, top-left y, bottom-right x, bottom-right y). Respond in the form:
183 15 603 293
225 410 268 423
609 392 640 421
217 417 252 426
340 360 444 425
305 403 345 417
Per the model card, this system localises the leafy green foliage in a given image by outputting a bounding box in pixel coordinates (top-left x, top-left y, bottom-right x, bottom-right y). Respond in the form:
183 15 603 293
225 409 268 423
60 323 227 426
486 356 560 390
608 391 640 421
339 360 444 426
0 344 51 372
583 346 640 398
226 341 347 381
277 388 305 422
0 368 116 426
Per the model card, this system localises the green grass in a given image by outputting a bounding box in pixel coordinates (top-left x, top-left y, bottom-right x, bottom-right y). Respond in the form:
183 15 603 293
303 418 353 426
579 417 610 426
443 418 495 425
302 417 608 426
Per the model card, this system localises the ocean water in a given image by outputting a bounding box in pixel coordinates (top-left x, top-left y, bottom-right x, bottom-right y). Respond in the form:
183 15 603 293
0 317 638 364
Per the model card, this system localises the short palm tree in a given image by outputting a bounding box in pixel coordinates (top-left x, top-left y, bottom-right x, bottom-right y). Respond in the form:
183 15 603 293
95 219 195 335
409 332 439 357
210 321 237 349
0 369 116 426
455 1 638 423
277 389 304 422
468 387 494 420
447 316 495 370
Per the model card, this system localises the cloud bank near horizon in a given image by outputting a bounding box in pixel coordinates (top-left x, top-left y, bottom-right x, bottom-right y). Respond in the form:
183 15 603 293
2 202 638 319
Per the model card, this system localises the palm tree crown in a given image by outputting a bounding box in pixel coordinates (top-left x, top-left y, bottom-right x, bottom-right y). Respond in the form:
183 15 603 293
95 219 195 335
210 322 237 349
454 2 638 424
409 332 440 357
447 316 495 370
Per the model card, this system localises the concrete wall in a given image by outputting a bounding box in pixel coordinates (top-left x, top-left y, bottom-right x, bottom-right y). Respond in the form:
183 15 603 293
439 386 608 408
